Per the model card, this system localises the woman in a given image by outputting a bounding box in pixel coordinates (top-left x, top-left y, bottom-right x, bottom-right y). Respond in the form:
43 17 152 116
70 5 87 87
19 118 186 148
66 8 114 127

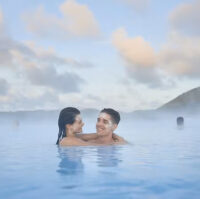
56 107 90 146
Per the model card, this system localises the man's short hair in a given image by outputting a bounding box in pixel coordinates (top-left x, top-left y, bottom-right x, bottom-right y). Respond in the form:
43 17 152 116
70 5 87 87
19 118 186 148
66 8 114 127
100 108 120 124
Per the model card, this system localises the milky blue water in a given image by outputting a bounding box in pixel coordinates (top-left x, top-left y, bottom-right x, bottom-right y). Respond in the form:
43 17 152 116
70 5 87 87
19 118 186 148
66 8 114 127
0 116 200 199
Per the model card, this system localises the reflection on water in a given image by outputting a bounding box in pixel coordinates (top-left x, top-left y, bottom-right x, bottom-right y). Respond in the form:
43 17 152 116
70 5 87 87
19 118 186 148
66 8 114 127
57 145 124 175
177 125 184 130
57 147 84 176
96 146 122 167
56 145 124 193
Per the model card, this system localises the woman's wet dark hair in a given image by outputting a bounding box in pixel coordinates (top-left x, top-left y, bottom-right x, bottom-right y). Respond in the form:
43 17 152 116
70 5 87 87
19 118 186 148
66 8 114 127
56 107 80 145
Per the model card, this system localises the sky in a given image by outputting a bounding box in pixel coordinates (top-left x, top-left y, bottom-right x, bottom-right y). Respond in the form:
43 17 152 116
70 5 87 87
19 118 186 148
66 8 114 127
0 0 200 112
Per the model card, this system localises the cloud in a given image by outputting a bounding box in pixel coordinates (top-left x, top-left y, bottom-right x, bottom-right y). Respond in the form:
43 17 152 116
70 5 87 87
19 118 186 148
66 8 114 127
0 10 16 67
112 28 166 87
112 1 200 85
112 22 200 86
8 43 87 93
0 6 6 35
22 0 100 40
0 38 35 68
159 32 200 78
59 0 100 37
0 15 90 93
0 7 3 25
0 34 91 72
0 10 34 68
160 0 200 78
0 44 14 67
23 41 94 68
169 0 200 36
0 78 9 95
26 66 85 93
113 28 156 67
0 10 90 111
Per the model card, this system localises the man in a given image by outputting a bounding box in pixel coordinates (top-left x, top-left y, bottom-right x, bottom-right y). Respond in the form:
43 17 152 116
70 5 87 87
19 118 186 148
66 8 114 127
77 108 127 145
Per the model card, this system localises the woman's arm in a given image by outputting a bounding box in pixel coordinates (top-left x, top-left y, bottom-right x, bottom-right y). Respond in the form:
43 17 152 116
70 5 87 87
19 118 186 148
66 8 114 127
76 133 98 141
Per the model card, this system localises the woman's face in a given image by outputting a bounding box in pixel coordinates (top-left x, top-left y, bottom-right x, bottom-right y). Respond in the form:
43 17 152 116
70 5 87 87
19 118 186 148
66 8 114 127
70 114 84 134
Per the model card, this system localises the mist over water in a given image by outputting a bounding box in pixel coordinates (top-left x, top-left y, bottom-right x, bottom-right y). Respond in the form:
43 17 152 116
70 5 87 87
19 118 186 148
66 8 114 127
0 112 200 199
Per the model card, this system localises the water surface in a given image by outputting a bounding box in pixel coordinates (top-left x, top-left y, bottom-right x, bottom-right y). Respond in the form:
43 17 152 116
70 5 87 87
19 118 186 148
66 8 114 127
0 117 200 199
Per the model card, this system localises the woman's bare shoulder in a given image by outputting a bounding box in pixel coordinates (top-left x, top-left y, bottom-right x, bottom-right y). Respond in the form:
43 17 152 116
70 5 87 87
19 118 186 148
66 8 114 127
59 137 91 146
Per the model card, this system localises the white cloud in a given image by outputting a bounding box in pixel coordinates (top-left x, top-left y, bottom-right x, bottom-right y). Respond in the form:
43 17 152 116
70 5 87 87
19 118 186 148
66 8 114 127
112 1 200 86
0 8 15 67
8 43 87 93
169 0 200 36
113 28 156 67
112 28 166 88
22 0 100 40
59 0 100 37
159 0 200 78
0 23 89 94
0 7 3 25
26 65 85 93
0 12 91 110
112 24 200 87
159 32 200 78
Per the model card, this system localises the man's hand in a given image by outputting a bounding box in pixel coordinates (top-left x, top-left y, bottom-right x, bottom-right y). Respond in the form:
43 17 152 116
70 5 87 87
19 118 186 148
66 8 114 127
112 133 127 143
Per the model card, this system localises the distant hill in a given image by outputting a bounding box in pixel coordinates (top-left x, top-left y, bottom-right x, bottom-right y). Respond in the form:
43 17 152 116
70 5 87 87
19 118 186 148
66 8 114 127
127 86 200 119
158 87 200 114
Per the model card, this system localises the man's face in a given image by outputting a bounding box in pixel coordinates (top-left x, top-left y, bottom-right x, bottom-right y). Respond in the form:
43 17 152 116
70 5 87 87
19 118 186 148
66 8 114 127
96 112 117 136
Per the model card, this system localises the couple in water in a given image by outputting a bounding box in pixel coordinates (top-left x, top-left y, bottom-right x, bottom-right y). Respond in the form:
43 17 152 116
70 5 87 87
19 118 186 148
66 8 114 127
56 107 127 146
